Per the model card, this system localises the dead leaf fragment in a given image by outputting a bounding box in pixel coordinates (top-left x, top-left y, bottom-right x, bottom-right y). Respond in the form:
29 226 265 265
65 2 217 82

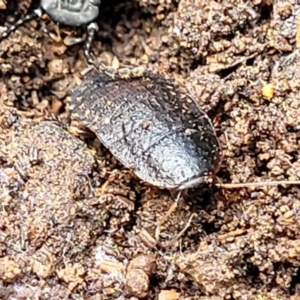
158 289 181 300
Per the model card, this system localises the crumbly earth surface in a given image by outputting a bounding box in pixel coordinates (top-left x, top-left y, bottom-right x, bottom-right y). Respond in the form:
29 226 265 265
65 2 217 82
0 0 300 299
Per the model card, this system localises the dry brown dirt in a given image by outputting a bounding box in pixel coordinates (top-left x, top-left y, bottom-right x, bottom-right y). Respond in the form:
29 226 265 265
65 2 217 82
1 0 300 299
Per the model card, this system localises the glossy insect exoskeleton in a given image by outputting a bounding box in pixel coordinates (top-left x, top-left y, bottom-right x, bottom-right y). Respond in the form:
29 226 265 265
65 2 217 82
70 69 222 191
0 0 101 65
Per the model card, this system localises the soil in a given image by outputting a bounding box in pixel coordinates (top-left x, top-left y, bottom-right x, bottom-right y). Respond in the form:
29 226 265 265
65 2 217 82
1 0 300 299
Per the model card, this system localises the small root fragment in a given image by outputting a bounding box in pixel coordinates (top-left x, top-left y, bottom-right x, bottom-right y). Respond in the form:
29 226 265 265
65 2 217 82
159 213 195 249
155 192 182 241
216 180 300 189
138 229 157 249
155 201 178 242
